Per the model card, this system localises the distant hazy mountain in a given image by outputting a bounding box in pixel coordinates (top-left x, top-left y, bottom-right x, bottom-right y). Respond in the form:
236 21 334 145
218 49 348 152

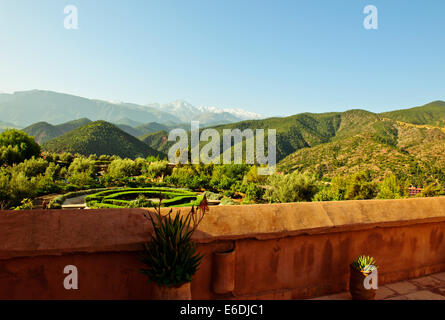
146 100 263 125
0 90 180 127
0 90 263 127
0 120 20 133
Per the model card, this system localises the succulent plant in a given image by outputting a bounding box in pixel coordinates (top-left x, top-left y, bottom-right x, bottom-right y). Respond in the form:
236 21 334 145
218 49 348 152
350 255 378 274
139 195 209 287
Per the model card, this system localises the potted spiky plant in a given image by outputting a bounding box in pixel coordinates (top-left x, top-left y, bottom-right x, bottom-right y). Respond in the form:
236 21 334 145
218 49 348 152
139 195 209 300
349 255 378 300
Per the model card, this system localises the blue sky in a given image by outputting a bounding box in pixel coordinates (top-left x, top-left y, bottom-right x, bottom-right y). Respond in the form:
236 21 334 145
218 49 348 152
0 0 444 117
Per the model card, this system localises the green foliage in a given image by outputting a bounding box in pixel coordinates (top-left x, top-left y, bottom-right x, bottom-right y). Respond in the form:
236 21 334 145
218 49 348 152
165 166 210 190
139 205 206 286
59 152 74 164
0 129 41 165
264 171 319 203
345 171 378 200
203 191 223 200
219 197 238 205
418 182 443 197
14 198 34 210
313 175 347 201
13 157 49 177
103 158 140 184
143 160 171 179
245 183 264 202
377 174 404 199
36 162 62 194
67 157 97 188
350 255 378 273
0 169 37 209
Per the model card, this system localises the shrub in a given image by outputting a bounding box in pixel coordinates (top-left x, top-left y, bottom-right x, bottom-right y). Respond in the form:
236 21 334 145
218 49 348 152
143 160 171 179
165 167 209 190
59 152 74 164
0 145 22 166
0 169 37 209
377 173 404 199
36 163 62 195
245 183 264 202
203 191 223 201
107 158 140 180
67 158 97 188
418 182 443 197
313 176 348 202
14 198 34 210
264 171 319 203
345 171 378 200
219 197 238 206
13 157 49 178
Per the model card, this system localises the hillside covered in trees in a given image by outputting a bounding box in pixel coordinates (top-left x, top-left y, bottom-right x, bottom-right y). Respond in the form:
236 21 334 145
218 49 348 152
42 121 163 159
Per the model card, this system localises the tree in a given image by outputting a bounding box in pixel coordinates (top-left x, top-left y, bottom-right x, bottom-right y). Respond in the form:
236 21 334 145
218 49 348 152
345 171 378 200
377 173 403 199
264 171 319 203
0 129 41 165
67 157 97 188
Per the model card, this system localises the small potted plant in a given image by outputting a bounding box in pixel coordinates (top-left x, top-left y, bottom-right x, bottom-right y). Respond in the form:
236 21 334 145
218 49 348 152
139 195 209 300
349 255 378 300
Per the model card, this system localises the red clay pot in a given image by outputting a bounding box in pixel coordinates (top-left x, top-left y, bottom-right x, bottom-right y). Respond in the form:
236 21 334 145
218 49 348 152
349 266 376 300
152 282 192 300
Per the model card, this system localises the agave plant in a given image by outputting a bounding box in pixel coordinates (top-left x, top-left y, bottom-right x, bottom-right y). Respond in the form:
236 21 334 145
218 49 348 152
139 195 209 287
350 255 378 275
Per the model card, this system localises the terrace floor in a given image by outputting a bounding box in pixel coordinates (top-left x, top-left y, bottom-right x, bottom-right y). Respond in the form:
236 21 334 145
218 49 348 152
312 272 445 300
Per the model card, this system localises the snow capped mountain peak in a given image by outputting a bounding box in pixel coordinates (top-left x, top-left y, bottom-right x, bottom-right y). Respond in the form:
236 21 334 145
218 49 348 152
148 100 263 124
196 105 262 120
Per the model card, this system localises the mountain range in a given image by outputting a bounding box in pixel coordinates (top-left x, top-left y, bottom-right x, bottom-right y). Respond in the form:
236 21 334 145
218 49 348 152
2 92 444 185
0 90 263 128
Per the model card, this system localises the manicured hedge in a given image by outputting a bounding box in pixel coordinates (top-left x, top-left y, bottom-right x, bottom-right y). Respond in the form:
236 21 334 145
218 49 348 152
48 188 112 209
85 187 202 209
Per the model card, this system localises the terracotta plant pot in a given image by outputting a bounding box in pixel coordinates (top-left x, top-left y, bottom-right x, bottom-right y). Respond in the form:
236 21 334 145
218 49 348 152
152 282 192 300
349 266 376 300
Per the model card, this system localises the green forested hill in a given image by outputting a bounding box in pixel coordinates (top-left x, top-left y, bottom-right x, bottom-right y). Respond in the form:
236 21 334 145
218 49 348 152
23 118 92 144
278 120 445 185
139 130 171 154
56 118 91 134
381 100 445 127
42 121 163 159
193 102 445 184
22 122 63 144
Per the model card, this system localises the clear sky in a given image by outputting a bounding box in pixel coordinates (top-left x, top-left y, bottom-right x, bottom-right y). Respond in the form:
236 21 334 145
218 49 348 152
0 0 444 117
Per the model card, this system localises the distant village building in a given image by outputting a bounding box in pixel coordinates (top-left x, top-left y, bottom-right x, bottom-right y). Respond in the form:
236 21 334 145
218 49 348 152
408 186 423 196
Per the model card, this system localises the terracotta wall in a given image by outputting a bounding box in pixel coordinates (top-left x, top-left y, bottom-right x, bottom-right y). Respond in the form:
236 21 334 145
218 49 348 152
0 197 445 299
